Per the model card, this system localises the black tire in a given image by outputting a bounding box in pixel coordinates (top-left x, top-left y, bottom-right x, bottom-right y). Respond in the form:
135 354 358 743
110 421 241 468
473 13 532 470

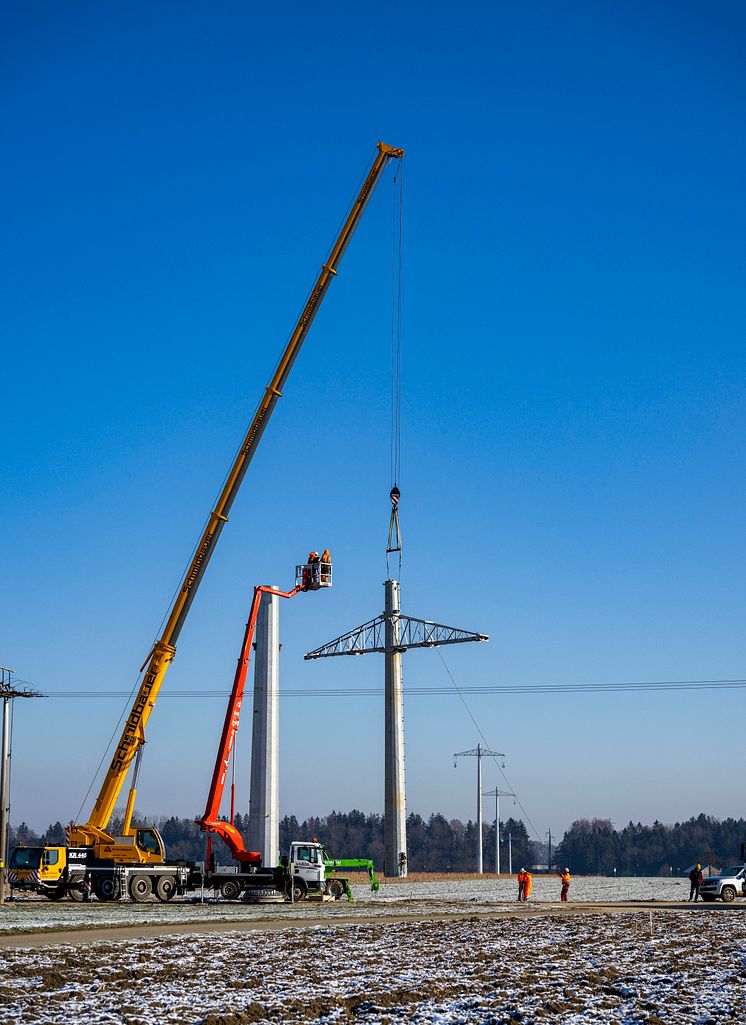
129 873 153 902
220 878 242 901
94 875 122 902
289 878 307 902
721 886 736 903
68 884 86 902
43 885 67 902
327 879 346 900
155 875 178 902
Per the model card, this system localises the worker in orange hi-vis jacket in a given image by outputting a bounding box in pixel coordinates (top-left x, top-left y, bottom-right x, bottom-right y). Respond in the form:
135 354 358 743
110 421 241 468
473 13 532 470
517 868 532 902
320 548 331 584
558 867 571 902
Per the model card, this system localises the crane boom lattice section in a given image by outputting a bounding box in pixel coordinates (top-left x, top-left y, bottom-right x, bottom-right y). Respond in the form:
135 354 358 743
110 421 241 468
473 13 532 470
304 614 488 659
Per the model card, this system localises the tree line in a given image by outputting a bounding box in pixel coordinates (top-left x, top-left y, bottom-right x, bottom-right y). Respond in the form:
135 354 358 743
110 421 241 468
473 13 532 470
554 815 746 875
9 811 745 875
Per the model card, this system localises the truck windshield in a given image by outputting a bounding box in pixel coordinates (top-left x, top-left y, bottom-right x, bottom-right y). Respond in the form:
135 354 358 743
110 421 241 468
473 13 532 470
723 867 744 877
10 847 43 869
136 830 162 856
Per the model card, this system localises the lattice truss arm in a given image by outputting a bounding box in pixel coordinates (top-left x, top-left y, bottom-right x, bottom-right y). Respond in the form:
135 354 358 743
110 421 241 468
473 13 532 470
304 613 488 659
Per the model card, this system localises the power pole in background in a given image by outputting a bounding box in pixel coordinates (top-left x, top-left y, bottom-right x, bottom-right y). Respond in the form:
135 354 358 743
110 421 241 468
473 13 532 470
0 667 44 905
482 787 515 874
546 827 553 871
455 744 505 873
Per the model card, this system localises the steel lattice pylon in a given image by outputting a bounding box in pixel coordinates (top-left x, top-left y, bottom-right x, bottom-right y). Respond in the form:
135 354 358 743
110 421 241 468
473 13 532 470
304 614 487 659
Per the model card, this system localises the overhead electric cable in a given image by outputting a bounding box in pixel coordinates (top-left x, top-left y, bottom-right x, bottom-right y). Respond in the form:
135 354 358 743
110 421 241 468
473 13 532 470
437 651 543 843
43 677 746 699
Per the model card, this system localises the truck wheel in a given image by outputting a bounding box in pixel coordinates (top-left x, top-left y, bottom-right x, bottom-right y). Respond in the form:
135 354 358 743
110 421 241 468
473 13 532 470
94 875 122 902
129 874 153 902
289 878 307 902
721 886 736 903
68 885 86 902
43 884 67 902
327 879 346 900
220 879 241 901
155 876 177 902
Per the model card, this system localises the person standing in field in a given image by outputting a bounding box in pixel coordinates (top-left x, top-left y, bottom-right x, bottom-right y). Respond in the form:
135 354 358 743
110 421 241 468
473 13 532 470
688 863 703 902
517 868 532 901
558 867 571 902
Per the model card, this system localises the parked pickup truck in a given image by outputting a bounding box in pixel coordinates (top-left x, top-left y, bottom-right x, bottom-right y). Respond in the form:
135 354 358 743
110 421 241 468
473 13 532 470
699 865 746 903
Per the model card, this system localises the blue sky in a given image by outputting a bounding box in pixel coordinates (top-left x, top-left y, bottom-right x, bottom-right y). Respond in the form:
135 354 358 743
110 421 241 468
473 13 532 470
2 2 745 844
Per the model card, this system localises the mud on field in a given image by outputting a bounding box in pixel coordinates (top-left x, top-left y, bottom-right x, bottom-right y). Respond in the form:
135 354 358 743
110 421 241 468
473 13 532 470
1 910 744 1023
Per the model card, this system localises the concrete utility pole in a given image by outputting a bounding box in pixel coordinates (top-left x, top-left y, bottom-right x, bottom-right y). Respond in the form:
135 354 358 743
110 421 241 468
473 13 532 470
249 589 280 868
0 667 43 905
508 832 513 875
455 744 504 874
306 588 487 877
482 787 515 875
546 828 553 871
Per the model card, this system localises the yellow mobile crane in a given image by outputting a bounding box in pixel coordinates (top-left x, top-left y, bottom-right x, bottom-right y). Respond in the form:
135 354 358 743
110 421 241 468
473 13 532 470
10 142 403 902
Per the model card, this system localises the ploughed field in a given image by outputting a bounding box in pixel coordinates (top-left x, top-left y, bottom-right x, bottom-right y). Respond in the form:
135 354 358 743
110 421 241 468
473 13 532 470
0 875 697 936
1 908 744 1024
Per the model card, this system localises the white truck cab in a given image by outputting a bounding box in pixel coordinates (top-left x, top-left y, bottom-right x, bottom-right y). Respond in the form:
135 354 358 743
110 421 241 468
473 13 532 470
288 842 326 899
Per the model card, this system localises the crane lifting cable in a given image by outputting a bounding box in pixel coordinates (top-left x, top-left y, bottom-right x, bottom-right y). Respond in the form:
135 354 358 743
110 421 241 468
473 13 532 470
387 159 404 576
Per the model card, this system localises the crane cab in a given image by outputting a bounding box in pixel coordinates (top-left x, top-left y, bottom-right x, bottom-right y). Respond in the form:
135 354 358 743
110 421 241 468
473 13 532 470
297 558 332 591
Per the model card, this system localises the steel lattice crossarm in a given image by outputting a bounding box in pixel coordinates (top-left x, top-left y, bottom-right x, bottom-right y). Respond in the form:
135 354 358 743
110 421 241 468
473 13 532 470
304 613 488 659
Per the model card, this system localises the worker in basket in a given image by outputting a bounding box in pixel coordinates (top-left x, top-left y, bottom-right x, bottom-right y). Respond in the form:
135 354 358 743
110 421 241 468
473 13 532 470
320 548 332 585
307 551 320 590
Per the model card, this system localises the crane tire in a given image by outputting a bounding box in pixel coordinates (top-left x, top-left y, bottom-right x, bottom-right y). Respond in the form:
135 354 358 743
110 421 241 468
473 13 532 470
43 884 67 902
155 875 177 902
327 879 346 900
220 879 242 901
68 885 86 902
129 873 153 902
94 875 122 902
721 886 736 903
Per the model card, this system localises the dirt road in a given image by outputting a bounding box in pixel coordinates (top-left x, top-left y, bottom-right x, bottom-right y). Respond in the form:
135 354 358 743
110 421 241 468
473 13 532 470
2 899 742 949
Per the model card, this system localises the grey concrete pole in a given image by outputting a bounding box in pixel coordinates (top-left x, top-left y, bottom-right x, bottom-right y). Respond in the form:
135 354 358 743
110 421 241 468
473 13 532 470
496 790 500 876
476 744 483 874
384 579 407 877
508 833 512 875
249 588 280 868
0 698 9 905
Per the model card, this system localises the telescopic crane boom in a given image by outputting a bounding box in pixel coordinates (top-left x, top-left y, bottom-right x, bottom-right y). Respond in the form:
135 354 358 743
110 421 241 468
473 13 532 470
68 142 403 855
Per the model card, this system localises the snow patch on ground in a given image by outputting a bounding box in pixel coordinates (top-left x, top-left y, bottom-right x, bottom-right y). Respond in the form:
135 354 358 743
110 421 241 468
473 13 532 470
1 910 744 1023
0 876 691 936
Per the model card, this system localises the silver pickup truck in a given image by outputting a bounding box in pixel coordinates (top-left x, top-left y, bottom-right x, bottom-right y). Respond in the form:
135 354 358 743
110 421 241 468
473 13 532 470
699 865 746 903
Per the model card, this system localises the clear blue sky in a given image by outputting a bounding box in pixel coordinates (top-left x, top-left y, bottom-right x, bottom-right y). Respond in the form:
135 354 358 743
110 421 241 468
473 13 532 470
3 2 745 844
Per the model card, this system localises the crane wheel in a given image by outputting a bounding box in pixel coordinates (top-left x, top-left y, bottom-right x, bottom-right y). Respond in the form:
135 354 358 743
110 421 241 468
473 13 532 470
155 876 177 902
327 879 346 900
220 879 242 900
43 884 67 902
94 875 122 902
68 885 86 902
129 873 153 902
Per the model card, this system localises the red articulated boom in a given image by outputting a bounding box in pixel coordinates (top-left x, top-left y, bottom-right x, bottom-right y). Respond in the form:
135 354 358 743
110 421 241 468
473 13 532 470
198 556 332 865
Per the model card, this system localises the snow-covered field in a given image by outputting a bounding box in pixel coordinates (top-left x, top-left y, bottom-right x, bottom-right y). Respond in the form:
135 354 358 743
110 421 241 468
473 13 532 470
0 876 694 936
1 910 744 1023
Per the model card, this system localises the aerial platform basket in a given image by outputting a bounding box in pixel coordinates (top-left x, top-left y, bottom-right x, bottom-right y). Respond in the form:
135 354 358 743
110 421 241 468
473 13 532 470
296 562 332 591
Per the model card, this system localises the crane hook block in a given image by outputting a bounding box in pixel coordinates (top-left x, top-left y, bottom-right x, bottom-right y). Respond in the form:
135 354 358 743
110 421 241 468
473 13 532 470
390 485 400 507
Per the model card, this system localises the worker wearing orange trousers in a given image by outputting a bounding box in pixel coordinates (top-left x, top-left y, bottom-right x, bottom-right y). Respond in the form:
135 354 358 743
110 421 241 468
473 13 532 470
559 867 571 902
517 868 532 902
